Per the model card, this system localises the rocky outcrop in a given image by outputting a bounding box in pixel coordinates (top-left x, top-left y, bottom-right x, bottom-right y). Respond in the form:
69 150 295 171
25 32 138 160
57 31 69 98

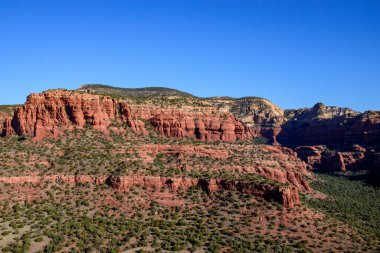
0 112 7 134
125 103 254 142
75 85 380 151
0 174 299 208
295 146 346 172
351 111 380 147
1 115 13 137
294 146 325 168
232 165 310 191
213 99 379 150
211 97 284 126
211 97 284 144
6 91 123 141
109 143 311 192
198 178 300 208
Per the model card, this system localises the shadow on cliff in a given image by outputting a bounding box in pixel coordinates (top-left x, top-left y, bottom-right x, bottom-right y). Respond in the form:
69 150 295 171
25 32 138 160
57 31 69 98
276 115 380 150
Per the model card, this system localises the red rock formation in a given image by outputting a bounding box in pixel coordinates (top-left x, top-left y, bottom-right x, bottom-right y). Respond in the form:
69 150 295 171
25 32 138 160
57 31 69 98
2 91 153 141
2 117 14 136
340 145 366 170
295 145 372 173
0 112 13 136
8 91 121 140
0 174 299 208
119 102 148 135
107 176 300 208
294 146 324 168
232 166 310 191
149 111 252 142
4 90 253 142
280 187 300 209
199 178 300 208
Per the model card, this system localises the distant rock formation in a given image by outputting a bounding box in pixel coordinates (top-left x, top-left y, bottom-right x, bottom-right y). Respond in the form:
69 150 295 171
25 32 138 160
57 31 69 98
278 103 380 149
277 103 380 176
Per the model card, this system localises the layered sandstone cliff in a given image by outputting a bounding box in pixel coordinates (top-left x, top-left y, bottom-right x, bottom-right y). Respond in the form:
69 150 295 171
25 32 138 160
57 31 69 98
3 90 253 142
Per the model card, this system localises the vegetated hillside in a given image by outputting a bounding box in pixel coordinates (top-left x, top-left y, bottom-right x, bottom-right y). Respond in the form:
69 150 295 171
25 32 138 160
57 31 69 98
0 125 378 252
303 172 380 246
78 84 195 98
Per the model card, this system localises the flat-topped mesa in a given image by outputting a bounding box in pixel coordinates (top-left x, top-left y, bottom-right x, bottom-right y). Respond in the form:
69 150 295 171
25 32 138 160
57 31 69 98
3 90 253 142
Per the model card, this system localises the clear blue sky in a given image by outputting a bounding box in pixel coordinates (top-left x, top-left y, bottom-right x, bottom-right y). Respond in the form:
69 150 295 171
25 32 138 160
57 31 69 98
1 0 379 111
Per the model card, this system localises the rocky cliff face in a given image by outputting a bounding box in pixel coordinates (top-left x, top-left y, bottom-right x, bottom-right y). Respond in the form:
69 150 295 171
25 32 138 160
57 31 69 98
7 91 119 140
3 90 253 142
126 103 254 142
148 111 251 142
0 112 11 136
210 97 284 144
